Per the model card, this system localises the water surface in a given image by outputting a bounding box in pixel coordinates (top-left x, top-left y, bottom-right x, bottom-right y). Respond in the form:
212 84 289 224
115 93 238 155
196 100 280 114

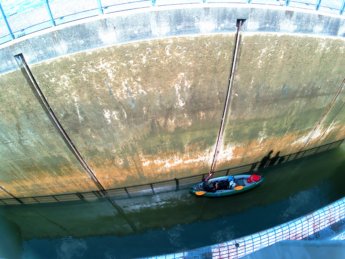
0 145 344 258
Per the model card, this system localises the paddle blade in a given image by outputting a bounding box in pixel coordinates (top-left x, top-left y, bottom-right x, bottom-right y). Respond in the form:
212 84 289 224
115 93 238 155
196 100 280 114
195 191 206 196
234 185 244 191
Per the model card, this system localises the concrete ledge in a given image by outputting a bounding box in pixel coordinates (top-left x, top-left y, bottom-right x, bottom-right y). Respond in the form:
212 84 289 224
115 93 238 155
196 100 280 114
1 4 344 74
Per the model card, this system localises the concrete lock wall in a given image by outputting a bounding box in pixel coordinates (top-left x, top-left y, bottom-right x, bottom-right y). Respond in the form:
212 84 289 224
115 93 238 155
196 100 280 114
0 5 344 198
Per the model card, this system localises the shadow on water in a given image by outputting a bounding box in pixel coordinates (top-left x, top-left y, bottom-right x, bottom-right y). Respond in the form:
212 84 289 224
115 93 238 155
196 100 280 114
0 145 345 258
0 216 23 258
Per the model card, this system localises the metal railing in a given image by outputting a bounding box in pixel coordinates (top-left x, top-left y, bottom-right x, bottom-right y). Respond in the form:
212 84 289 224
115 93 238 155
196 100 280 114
149 194 345 258
0 0 344 46
0 138 343 206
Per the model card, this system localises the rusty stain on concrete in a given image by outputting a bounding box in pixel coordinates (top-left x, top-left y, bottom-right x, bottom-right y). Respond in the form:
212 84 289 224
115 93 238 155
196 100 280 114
220 34 345 169
0 33 344 198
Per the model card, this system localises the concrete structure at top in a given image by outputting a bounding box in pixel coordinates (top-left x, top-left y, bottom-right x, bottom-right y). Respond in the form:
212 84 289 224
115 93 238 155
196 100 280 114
0 3 344 199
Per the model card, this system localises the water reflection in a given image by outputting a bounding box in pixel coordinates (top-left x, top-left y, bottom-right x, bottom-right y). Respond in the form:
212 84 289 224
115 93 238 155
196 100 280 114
0 145 344 258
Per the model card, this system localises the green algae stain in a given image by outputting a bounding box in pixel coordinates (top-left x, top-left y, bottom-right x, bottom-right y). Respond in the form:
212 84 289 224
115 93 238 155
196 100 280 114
30 34 235 168
224 34 345 146
1 32 345 192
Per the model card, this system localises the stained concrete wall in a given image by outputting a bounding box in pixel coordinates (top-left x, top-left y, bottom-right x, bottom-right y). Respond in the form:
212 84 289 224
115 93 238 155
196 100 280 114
220 34 345 169
0 5 344 198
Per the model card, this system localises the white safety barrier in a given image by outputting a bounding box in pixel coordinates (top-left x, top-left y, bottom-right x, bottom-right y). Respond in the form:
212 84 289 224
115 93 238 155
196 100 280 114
150 196 345 258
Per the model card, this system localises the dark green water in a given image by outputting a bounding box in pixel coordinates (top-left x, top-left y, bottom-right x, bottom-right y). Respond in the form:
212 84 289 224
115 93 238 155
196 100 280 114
0 145 345 258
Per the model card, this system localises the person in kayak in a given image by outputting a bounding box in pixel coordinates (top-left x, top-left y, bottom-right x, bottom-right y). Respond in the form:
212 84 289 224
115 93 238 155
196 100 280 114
228 175 236 189
202 177 217 192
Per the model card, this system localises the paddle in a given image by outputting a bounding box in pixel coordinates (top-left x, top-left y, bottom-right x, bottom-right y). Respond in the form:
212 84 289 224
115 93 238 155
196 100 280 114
195 191 206 196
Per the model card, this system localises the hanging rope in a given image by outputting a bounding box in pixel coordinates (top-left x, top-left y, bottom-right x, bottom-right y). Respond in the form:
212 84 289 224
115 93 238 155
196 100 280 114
206 19 246 181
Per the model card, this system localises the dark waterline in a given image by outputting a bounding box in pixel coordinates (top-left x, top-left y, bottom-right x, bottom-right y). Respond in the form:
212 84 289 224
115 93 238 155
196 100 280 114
0 145 344 258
